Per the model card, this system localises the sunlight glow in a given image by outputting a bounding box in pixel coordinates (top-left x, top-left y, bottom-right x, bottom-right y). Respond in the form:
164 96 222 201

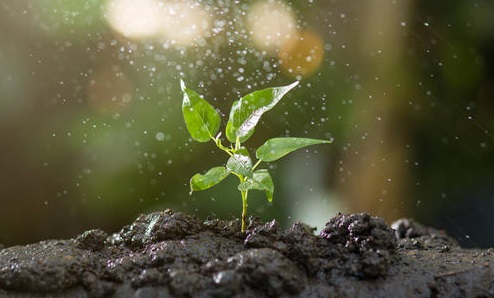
105 0 211 45
246 1 298 53
159 1 211 46
105 0 164 39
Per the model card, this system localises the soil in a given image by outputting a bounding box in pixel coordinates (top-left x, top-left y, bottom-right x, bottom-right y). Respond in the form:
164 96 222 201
0 209 493 297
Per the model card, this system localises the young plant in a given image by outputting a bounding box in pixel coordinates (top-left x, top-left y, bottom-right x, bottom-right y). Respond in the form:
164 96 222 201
181 80 331 232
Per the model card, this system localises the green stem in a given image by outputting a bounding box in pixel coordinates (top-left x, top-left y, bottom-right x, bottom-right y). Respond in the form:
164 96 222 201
252 159 262 170
235 137 241 151
241 189 248 233
212 135 233 156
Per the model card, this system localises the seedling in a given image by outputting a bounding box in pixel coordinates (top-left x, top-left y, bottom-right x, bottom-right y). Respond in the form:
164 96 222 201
181 80 331 232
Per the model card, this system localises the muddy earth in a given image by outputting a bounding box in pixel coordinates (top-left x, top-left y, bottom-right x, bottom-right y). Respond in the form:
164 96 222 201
0 210 493 297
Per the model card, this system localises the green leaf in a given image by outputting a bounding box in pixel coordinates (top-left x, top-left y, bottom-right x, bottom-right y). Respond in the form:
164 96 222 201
256 137 332 162
238 169 274 202
226 147 253 178
181 79 221 142
190 166 230 193
226 81 299 143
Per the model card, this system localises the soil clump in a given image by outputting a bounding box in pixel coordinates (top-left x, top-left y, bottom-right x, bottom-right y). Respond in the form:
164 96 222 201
0 209 493 297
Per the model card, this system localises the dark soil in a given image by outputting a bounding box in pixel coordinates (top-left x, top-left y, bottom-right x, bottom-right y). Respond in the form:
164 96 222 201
0 209 493 297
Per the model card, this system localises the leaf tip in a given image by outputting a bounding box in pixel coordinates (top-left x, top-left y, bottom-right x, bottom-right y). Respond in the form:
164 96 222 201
180 79 186 91
266 193 273 202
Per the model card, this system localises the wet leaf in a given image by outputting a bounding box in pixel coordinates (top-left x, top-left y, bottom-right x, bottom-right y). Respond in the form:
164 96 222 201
226 147 253 178
225 81 299 143
256 137 332 162
238 169 274 202
190 166 230 193
181 79 221 142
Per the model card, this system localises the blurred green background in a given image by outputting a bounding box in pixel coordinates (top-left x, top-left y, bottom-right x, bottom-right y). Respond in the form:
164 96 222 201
1 0 493 247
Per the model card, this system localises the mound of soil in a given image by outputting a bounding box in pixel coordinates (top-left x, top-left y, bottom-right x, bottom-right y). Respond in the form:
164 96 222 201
0 209 493 297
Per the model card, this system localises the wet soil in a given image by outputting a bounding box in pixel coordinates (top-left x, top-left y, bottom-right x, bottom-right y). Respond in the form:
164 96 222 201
0 209 493 297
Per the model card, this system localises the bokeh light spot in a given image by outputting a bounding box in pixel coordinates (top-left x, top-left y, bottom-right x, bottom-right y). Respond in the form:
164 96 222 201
159 1 211 46
105 0 210 45
278 30 324 78
105 0 164 39
246 1 298 54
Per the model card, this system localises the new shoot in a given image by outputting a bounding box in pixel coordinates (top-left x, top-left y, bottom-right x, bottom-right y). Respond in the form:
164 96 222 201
180 80 331 232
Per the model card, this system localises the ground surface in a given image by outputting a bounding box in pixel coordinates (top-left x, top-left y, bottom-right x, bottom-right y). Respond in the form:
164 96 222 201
0 209 493 297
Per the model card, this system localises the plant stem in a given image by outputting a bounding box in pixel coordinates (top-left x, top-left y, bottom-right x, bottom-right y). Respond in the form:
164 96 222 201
252 159 262 170
241 189 248 232
235 137 241 151
212 136 233 156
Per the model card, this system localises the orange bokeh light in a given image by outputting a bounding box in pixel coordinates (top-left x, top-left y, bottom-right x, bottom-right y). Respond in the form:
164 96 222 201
278 30 325 78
